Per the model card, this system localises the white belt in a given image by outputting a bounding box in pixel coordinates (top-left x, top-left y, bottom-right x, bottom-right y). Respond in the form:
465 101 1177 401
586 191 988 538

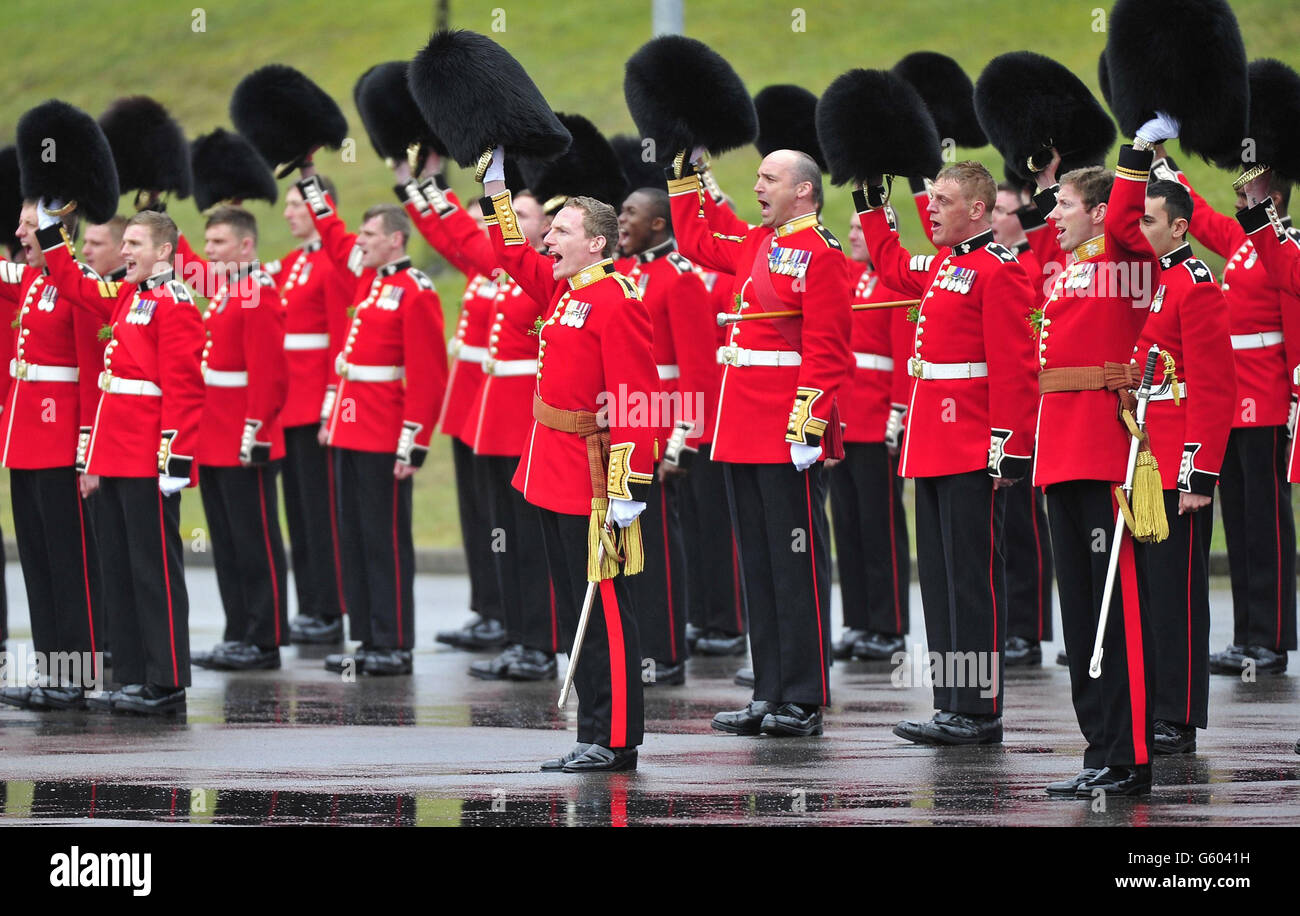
204 368 249 388
1230 331 1284 350
98 371 161 396
657 364 680 380
717 346 802 368
854 352 894 372
1147 381 1187 403
908 358 989 380
9 359 78 383
284 332 330 351
484 358 538 377
336 359 404 382
456 344 489 364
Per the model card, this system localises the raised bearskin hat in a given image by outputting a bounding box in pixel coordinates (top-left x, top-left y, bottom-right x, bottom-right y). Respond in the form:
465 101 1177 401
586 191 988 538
975 52 1116 181
1 146 21 256
624 35 757 163
1097 52 1113 109
892 52 987 149
753 85 826 171
816 69 942 185
98 96 191 198
17 100 120 224
408 30 571 169
1207 58 1300 183
354 61 447 165
1104 0 1248 163
521 114 626 213
191 128 278 213
611 134 665 202
231 64 348 178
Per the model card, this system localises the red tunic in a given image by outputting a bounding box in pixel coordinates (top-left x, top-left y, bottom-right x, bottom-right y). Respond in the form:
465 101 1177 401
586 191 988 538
841 265 915 444
0 260 105 469
1032 145 1157 487
482 190 659 516
39 227 206 480
1131 244 1236 493
669 173 853 464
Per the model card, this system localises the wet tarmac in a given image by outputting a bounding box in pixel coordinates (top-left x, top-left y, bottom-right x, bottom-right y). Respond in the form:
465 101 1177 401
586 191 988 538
0 566 1297 827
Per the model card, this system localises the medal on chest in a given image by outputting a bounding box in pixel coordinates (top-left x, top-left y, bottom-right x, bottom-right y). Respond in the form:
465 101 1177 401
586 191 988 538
37 285 58 312
857 274 878 298
375 284 404 311
297 261 313 286
636 272 650 295
1066 262 1098 290
125 294 158 325
560 299 592 328
1150 284 1167 313
937 265 977 294
768 245 811 279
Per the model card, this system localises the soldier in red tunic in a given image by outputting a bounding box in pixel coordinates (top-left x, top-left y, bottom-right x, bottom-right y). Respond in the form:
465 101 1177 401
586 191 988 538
1130 180 1235 755
614 187 716 686
670 148 853 738
481 146 658 771
174 207 291 671
38 207 206 715
0 202 105 710
268 178 350 646
856 161 1040 745
295 171 447 677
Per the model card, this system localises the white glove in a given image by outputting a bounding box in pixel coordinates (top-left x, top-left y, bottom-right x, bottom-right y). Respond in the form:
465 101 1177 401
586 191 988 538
36 197 63 230
607 497 646 528
483 145 506 184
1289 394 1298 440
1136 111 1181 144
790 442 822 472
159 475 189 495
689 145 708 168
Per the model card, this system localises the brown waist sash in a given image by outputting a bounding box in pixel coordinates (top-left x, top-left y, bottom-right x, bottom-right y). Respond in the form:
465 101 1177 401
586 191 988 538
533 394 611 498
1039 363 1139 411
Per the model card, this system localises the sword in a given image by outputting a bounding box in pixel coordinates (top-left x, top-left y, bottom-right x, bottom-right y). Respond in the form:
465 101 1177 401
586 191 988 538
716 298 919 326
557 521 613 708
1088 344 1162 679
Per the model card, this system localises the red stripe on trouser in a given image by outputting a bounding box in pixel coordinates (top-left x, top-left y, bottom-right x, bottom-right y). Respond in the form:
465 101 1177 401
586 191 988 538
1031 489 1044 639
1119 533 1149 764
599 579 627 747
392 481 403 646
887 461 901 631
158 489 179 685
257 467 282 644
327 454 347 616
1186 511 1195 723
660 485 676 661
805 475 827 705
76 478 96 661
988 487 999 714
1274 429 1283 646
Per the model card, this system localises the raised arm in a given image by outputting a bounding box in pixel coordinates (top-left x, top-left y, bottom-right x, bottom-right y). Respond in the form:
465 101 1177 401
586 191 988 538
479 190 560 307
1104 145 1157 267
36 224 125 322
667 172 746 275
1153 155 1244 260
295 175 360 276
852 187 933 298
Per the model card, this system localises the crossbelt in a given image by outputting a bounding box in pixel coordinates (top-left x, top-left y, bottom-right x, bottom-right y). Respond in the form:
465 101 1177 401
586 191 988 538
908 358 988 380
335 358 405 382
716 346 802 368
98 371 161 396
10 359 78 383
284 333 330 351
484 358 538 377
204 368 249 387
854 352 894 372
1231 331 1283 350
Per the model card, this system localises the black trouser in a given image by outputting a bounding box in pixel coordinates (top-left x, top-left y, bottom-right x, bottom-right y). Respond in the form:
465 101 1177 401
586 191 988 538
281 424 345 623
333 448 414 650
452 437 503 623
9 467 102 667
1141 489 1212 729
538 508 643 748
1218 425 1297 650
725 462 832 707
479 454 557 653
1046 480 1156 768
828 442 910 635
625 474 688 666
200 463 290 648
913 471 1006 716
682 443 745 636
1003 483 1055 642
96 476 190 689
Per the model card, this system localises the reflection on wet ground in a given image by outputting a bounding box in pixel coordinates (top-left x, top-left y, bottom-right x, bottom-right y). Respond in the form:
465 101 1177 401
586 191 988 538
0 568 1296 826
